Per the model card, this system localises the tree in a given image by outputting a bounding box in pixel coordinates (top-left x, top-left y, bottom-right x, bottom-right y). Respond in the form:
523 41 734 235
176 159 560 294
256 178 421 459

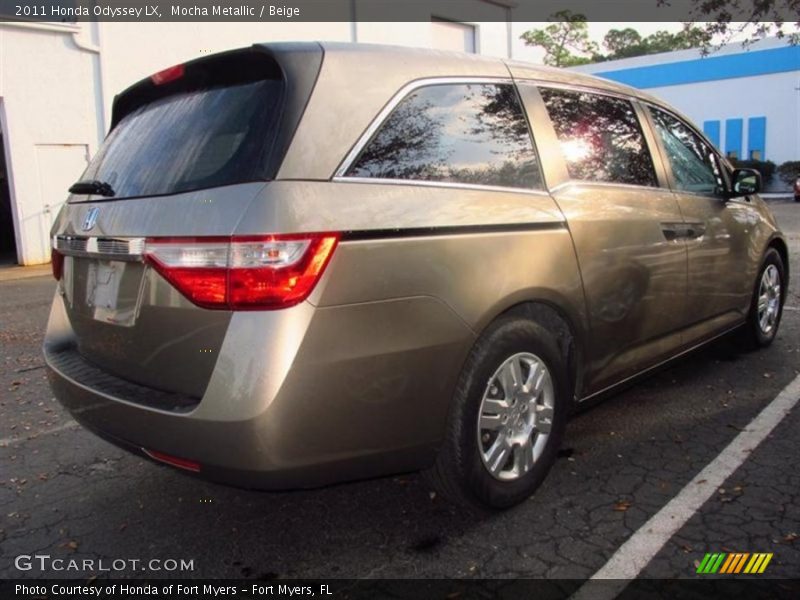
519 10 599 67
672 25 713 49
603 28 646 59
523 18 711 66
666 0 800 50
647 30 686 53
522 6 798 69
601 24 710 61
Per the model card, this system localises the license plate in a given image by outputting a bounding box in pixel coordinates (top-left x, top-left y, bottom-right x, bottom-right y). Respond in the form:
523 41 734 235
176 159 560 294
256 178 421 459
86 261 138 326
87 261 122 309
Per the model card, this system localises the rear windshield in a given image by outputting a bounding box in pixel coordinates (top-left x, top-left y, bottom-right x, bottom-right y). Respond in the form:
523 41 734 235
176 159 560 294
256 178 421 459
77 74 283 200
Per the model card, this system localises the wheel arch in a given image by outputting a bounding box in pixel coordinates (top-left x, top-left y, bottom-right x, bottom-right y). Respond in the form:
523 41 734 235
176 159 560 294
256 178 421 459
482 297 587 407
767 235 790 288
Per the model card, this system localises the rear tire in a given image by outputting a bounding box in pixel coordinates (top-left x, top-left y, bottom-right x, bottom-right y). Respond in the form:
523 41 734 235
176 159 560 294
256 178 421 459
424 317 569 510
740 248 785 349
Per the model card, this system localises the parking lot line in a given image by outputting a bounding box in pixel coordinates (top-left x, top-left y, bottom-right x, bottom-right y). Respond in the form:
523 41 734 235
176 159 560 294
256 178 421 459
0 421 79 447
572 372 800 599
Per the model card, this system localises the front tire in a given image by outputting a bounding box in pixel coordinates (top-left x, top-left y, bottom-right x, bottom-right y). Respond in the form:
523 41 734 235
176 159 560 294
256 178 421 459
424 317 569 510
741 248 785 349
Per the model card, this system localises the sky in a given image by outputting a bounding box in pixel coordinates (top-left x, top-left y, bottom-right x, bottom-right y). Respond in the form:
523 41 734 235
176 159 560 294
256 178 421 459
510 22 687 63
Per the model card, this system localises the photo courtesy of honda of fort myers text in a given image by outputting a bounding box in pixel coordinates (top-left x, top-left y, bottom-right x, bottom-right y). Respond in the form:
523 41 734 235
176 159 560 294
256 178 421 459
14 583 335 597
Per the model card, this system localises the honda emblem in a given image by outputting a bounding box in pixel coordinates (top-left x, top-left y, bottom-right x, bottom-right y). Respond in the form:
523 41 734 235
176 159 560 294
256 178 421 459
82 207 99 231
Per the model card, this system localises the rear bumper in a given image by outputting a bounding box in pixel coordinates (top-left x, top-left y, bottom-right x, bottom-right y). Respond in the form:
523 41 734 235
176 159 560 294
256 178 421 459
44 292 473 489
46 365 438 489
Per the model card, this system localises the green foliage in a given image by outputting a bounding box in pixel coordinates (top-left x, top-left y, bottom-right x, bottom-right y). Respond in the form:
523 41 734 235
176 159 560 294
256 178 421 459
681 1 800 52
519 10 598 67
522 6 799 69
777 161 800 185
731 159 776 183
521 17 712 66
600 25 710 61
603 28 644 59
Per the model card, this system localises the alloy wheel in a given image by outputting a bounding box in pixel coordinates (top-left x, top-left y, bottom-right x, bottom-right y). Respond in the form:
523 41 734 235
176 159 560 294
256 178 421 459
757 264 782 335
477 352 554 481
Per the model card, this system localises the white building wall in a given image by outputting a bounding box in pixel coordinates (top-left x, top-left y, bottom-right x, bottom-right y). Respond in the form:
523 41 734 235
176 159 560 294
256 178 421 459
0 23 102 265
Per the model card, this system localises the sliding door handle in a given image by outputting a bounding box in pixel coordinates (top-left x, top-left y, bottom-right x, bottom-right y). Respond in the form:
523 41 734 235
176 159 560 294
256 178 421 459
661 222 706 241
660 222 683 241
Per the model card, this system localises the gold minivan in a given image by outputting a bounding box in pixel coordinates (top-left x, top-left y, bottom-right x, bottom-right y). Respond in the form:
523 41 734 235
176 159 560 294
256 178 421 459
44 43 788 509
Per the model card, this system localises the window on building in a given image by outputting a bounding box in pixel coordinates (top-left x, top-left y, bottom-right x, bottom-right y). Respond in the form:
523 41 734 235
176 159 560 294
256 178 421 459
431 19 477 53
748 117 767 160
540 88 657 187
346 83 543 190
649 107 725 195
725 118 743 160
702 120 721 149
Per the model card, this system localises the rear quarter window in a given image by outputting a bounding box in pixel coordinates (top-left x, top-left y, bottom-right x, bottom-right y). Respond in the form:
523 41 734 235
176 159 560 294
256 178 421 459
345 83 543 190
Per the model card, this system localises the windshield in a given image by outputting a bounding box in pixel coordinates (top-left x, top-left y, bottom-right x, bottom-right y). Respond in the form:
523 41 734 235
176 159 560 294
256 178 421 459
76 79 283 200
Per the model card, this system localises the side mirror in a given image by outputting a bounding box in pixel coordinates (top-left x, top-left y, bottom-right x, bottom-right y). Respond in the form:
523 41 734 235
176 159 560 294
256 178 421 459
730 168 761 197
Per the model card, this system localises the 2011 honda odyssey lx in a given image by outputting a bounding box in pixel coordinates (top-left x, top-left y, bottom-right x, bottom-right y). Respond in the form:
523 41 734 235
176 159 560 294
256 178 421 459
45 43 788 509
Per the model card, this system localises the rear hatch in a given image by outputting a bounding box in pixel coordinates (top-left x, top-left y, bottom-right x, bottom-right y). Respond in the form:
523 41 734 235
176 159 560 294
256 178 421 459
49 44 323 402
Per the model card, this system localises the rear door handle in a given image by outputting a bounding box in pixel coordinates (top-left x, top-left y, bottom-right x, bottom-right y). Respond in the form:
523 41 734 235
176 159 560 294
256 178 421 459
660 222 684 241
683 222 706 240
661 222 706 241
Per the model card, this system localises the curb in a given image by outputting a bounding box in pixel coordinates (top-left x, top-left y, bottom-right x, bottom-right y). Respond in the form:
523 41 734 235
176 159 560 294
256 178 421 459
0 264 52 282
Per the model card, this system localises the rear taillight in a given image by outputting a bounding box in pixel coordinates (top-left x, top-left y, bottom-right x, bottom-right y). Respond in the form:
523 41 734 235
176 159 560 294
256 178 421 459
143 233 339 310
51 248 64 281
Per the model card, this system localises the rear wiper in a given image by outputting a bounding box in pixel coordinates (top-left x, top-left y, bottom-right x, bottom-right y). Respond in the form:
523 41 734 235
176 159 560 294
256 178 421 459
69 180 116 197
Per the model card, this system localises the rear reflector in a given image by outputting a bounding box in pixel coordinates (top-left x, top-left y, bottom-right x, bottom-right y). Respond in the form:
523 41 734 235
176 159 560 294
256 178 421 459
143 448 201 472
150 64 185 86
51 247 64 281
143 233 339 310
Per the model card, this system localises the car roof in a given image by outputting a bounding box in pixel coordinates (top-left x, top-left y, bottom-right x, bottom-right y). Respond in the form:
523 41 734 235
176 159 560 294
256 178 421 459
290 42 662 100
254 41 664 102
274 41 670 180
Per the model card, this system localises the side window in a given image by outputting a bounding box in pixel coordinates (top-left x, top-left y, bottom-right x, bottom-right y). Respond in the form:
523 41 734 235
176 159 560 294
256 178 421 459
540 88 657 187
648 107 725 195
345 83 543 190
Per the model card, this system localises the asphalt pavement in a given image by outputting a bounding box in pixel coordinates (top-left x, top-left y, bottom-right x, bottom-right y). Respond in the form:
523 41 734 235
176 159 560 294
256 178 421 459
1 201 799 583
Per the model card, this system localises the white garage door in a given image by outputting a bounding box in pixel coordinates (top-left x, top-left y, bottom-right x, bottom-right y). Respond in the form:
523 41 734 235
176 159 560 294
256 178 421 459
431 20 476 54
